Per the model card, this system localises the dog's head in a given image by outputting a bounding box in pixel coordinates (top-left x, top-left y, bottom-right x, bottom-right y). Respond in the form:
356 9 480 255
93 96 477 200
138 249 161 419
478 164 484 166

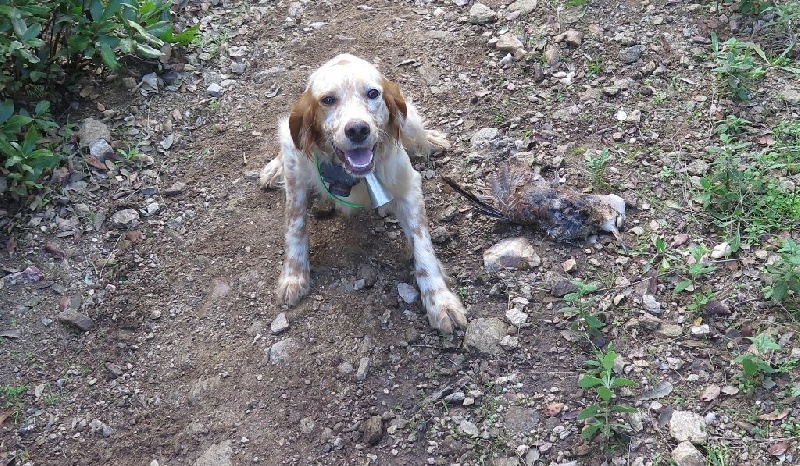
288 54 407 176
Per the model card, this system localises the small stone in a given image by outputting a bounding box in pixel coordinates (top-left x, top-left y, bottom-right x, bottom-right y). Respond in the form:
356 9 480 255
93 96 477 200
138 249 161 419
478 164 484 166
193 441 233 466
506 308 529 326
669 411 708 444
164 181 187 196
89 419 114 437
89 139 114 161
444 391 466 403
207 83 223 97
555 30 583 47
544 45 560 67
710 242 731 259
338 362 354 374
470 127 500 150
500 335 519 348
141 73 158 92
483 238 541 272
672 441 706 466
496 33 526 56
551 280 578 297
356 356 370 381
638 313 662 331
459 419 480 436
364 416 384 445
110 209 139 229
145 202 159 216
77 118 111 148
269 338 297 364
690 324 711 336
620 45 644 64
231 62 246 74
686 159 709 176
469 3 497 24
464 317 508 355
57 310 94 331
508 0 537 15
656 324 683 338
270 312 289 335
780 88 800 105
397 283 419 304
642 294 662 314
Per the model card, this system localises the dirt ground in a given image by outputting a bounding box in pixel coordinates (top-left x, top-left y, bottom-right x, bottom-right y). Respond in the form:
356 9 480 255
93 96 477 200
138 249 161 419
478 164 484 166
2 0 799 465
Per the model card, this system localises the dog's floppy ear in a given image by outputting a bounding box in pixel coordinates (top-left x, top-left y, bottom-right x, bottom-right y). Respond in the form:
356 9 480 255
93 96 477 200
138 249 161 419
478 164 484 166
382 78 408 139
288 91 320 156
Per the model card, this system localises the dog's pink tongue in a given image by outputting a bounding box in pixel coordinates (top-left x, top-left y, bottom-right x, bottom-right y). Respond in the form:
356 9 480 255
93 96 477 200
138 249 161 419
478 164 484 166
344 148 373 169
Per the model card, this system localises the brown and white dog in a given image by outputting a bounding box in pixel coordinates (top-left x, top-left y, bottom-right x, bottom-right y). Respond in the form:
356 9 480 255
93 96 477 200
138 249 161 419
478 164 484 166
259 54 467 333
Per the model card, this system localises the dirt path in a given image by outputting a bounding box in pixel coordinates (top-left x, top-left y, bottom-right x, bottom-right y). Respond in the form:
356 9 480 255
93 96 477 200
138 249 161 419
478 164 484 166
2 1 799 465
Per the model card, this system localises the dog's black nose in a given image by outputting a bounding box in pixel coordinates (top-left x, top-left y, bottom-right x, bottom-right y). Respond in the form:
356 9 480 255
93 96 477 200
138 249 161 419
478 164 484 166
344 120 370 143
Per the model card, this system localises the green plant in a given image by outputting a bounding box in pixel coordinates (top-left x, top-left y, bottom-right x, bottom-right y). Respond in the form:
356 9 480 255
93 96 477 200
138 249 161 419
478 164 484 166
584 148 611 190
733 333 781 391
645 235 680 274
737 0 771 15
674 244 717 294
586 57 603 77
711 32 766 100
562 281 604 336
687 289 714 312
763 238 800 304
0 99 60 195
707 444 729 466
577 343 637 441
716 114 751 137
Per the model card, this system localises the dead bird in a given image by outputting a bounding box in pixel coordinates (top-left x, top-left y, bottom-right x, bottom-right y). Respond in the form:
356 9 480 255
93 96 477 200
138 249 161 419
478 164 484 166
443 160 627 250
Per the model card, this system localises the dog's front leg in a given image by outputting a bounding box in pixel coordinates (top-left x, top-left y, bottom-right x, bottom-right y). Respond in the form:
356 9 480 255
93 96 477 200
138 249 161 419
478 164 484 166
394 174 467 333
276 157 311 305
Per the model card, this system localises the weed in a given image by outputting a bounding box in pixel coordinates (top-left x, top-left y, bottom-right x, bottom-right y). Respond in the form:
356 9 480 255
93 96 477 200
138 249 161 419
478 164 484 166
586 57 603 77
781 418 800 438
711 32 766 100
561 281 604 336
577 343 637 441
716 115 751 137
763 238 800 304
707 444 729 466
208 98 221 112
492 111 507 126
733 333 781 391
646 236 680 274
584 148 611 190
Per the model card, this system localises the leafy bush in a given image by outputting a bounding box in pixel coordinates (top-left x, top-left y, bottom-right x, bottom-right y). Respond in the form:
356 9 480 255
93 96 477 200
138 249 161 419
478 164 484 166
0 0 197 197
764 238 800 304
577 343 637 441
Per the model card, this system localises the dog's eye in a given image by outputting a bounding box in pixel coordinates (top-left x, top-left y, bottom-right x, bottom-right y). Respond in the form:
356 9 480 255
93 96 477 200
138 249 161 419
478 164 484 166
366 88 380 100
321 95 336 106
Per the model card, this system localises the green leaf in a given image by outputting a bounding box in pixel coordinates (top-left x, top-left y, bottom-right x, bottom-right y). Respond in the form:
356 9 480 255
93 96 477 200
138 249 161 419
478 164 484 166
102 0 123 20
0 100 14 124
601 349 617 372
134 42 163 59
89 0 104 21
0 6 22 19
597 386 613 402
20 22 41 43
99 44 119 69
612 377 636 388
125 18 165 47
578 376 602 389
161 24 199 45
3 114 34 132
674 280 692 293
577 405 599 421
611 405 637 413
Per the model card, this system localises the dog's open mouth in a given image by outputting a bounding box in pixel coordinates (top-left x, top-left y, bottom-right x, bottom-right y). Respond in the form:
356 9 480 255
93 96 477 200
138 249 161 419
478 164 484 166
335 146 375 176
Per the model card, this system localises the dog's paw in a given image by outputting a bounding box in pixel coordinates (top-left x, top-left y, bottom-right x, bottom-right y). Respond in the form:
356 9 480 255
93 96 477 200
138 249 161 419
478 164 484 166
259 157 284 189
425 289 467 334
276 272 310 306
425 130 451 151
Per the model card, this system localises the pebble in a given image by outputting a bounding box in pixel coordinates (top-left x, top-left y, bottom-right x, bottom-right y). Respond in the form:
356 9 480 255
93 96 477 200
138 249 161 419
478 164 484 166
555 30 583 47
89 419 114 437
57 310 94 331
89 139 114 161
193 441 233 466
356 357 370 381
656 324 683 338
164 181 187 196
669 411 708 443
364 416 384 445
781 88 800 105
269 338 297 363
469 3 497 24
231 62 246 74
470 127 500 150
672 441 706 466
483 237 541 272
397 283 419 304
710 242 731 259
463 318 508 355
642 294 662 314
620 45 644 64
207 83 223 97
77 118 111 148
506 308 529 326
459 419 480 436
111 209 140 229
690 324 710 336
270 312 289 335
507 0 537 15
141 72 159 92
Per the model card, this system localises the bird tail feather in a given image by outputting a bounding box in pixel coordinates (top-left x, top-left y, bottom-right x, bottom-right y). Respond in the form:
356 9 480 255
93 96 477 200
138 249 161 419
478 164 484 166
442 176 509 221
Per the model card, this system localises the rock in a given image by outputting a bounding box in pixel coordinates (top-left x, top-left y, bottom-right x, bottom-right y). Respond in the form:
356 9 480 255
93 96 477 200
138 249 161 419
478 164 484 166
356 356 370 381
141 72 159 92
620 45 644 64
781 88 800 105
496 33 526 59
193 441 232 466
270 312 289 335
691 324 711 336
669 411 708 443
544 45 560 67
508 0 537 15
656 324 683 338
88 139 114 161
338 362 354 374
397 283 419 304
77 118 111 148
710 242 731 259
89 419 114 437
464 317 508 355
2 266 42 286
555 30 583 47
470 127 499 150
638 313 662 331
207 83 223 97
57 310 94 331
111 209 140 229
252 67 287 84
469 3 497 24
483 238 541 272
506 308 529 326
363 416 383 445
459 419 480 436
500 335 519 348
551 280 578 297
504 406 540 435
269 338 297 363
686 159 709 176
164 181 187 196
642 294 662 314
230 62 246 74
430 226 450 244
672 441 706 466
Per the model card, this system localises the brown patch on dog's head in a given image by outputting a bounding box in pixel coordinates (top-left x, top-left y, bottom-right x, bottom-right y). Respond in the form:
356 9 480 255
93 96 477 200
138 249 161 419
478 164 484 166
381 78 408 139
289 91 322 156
